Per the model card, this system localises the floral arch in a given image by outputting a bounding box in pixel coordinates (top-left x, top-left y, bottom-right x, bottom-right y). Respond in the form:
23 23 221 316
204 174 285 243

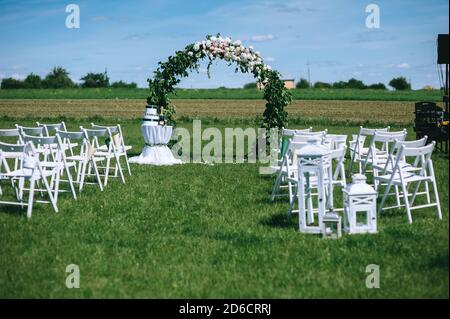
147 34 292 129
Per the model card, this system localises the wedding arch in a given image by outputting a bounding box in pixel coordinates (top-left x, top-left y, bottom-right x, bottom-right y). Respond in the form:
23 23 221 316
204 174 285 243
146 34 292 129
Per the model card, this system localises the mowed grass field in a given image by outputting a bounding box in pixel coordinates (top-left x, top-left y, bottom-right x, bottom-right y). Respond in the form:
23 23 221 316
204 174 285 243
0 114 448 298
0 98 427 125
0 87 443 102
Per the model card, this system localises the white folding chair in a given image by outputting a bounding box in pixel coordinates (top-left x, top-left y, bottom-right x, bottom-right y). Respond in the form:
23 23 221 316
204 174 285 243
0 141 58 218
362 131 407 189
91 123 131 176
376 142 442 224
81 127 125 186
37 121 77 156
348 126 390 175
56 129 104 192
22 134 77 204
270 139 308 203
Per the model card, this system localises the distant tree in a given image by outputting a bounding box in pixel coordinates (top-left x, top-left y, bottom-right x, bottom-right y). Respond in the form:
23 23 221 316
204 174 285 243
389 77 411 90
80 70 110 88
243 82 257 89
218 86 227 89
313 81 332 89
24 73 42 89
367 83 387 90
332 81 348 89
296 78 310 89
1 77 26 89
111 80 137 88
42 67 75 88
346 78 366 89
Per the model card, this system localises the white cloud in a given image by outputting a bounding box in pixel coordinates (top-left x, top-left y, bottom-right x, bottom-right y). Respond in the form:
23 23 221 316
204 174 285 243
386 63 411 69
352 71 362 76
11 73 26 80
397 63 410 69
250 34 275 42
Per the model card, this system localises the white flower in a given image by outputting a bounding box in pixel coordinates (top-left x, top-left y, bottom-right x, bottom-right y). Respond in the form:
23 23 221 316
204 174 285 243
210 36 217 41
206 40 211 48
193 42 200 51
233 40 242 46
187 51 193 56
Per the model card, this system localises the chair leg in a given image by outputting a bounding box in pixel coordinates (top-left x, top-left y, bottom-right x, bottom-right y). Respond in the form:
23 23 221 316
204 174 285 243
104 157 111 187
115 154 125 184
429 165 442 220
92 160 104 192
65 164 77 200
400 182 413 224
270 169 283 202
378 180 393 215
394 185 401 208
26 178 35 219
79 160 87 192
125 154 131 176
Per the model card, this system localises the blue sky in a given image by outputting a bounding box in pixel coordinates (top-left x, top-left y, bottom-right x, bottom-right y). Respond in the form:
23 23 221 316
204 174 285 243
0 0 448 89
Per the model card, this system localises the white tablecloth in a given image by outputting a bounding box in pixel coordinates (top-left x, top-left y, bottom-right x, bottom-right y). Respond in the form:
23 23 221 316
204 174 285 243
129 124 183 165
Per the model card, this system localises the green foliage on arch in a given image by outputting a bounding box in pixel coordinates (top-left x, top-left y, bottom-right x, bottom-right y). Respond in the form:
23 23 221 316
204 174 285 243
147 34 292 128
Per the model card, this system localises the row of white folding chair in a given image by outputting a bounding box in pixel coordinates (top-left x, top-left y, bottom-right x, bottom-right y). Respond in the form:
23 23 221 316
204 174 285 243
354 128 407 176
348 126 390 175
21 134 77 206
56 129 104 192
90 123 132 176
361 130 408 188
273 127 313 160
375 141 442 224
81 127 126 186
0 141 59 218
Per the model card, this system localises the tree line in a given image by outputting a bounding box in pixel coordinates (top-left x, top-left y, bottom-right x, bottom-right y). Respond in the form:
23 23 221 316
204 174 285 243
244 76 412 91
0 67 137 89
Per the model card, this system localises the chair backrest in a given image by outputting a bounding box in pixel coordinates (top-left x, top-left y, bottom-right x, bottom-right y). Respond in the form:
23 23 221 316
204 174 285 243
0 128 20 137
359 126 390 136
0 141 26 154
37 122 64 136
22 134 57 146
294 129 327 137
91 123 119 134
56 129 84 140
82 127 108 137
325 134 348 150
372 131 407 143
394 136 428 149
292 134 324 144
393 142 435 177
17 125 44 137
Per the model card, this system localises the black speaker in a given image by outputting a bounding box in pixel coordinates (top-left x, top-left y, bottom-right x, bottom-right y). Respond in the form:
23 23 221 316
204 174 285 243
437 34 449 64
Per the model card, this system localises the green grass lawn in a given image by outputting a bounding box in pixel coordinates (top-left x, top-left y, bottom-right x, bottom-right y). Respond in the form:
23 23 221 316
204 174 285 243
0 87 443 101
0 118 448 298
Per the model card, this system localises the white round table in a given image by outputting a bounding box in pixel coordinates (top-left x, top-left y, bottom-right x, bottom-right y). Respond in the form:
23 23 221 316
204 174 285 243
129 124 182 165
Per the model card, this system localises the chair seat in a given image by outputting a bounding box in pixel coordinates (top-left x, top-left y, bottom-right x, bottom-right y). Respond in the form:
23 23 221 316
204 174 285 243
375 172 431 184
41 161 76 168
97 145 132 152
2 168 53 179
66 155 105 162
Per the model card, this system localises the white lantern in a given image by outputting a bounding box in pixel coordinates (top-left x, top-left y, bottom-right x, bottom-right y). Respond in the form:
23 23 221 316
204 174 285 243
343 174 378 234
322 211 342 239
296 138 332 234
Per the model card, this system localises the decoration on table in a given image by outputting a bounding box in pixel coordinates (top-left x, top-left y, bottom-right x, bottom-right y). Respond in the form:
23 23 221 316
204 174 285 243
146 34 292 131
343 174 378 234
